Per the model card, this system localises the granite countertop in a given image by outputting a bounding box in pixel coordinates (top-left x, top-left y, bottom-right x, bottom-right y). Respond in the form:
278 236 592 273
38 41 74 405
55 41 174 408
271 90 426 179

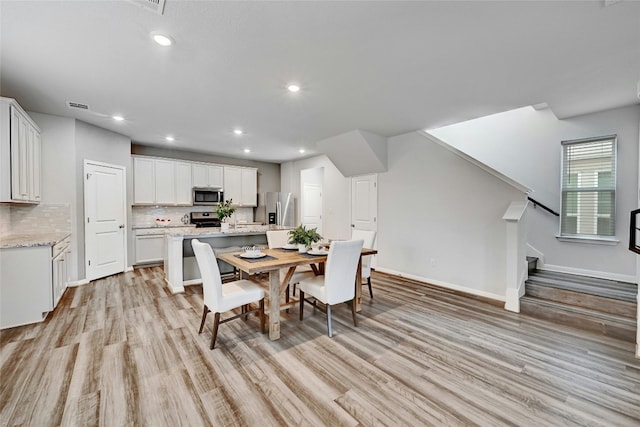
0 232 71 249
165 224 291 238
132 224 193 230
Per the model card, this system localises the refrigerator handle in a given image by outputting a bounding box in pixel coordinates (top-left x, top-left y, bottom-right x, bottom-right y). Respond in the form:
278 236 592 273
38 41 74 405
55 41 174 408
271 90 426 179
276 201 281 225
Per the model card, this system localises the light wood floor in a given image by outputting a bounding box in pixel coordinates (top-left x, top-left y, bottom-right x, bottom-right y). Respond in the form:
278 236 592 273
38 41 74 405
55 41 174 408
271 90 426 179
1 267 639 426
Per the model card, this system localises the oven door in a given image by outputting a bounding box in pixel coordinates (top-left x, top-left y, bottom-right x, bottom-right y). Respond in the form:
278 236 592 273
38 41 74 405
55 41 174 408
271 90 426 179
193 188 223 205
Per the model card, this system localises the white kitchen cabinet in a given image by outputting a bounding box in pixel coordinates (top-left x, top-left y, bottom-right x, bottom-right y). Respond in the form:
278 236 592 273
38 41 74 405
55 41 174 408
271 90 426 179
192 163 223 188
135 232 165 264
241 168 257 206
154 159 176 204
0 246 52 329
133 156 192 206
223 166 257 207
52 237 70 308
175 161 192 204
0 97 41 204
133 157 155 204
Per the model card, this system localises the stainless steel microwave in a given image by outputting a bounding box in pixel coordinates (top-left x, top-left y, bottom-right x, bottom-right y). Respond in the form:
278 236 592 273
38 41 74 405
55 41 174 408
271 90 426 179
193 187 224 205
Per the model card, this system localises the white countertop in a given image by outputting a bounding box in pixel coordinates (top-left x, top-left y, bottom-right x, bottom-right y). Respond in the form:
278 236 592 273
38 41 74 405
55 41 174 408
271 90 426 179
0 232 71 249
166 224 288 237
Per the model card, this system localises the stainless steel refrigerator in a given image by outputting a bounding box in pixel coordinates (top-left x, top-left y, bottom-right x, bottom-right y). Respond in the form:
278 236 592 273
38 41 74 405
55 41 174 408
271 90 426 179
254 192 295 227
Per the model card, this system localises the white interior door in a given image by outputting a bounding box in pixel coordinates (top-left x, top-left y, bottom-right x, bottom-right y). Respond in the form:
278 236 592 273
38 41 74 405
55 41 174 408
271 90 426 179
351 174 377 232
302 183 322 233
351 174 378 267
85 160 126 281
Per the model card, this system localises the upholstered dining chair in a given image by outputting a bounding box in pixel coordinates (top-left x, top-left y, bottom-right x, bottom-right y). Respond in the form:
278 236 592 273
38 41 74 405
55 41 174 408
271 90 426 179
351 229 377 298
266 230 314 297
298 239 364 337
192 239 265 349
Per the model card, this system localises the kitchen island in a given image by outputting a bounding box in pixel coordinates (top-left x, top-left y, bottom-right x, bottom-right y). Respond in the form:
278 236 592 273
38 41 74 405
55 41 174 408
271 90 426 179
163 225 289 293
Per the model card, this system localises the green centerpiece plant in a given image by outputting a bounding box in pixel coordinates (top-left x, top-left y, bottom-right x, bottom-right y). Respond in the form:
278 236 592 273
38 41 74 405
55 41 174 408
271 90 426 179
216 199 236 231
288 225 322 252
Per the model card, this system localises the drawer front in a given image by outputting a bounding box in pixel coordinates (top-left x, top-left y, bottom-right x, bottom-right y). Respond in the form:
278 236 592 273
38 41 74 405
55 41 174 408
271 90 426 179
52 236 71 258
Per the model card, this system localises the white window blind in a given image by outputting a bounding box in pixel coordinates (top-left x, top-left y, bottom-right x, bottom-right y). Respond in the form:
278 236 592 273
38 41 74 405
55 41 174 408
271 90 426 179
560 135 616 238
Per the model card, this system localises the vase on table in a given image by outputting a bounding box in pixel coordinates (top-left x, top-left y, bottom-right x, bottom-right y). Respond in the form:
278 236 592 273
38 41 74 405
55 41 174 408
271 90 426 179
221 221 230 232
297 243 308 253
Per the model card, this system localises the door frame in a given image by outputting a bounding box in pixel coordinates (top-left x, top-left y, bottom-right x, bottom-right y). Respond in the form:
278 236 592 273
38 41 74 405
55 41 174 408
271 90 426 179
83 159 128 281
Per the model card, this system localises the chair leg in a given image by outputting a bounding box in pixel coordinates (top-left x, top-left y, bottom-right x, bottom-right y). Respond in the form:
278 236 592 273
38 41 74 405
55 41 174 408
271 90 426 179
351 298 358 327
198 305 209 334
293 283 297 296
326 304 333 337
242 304 249 320
210 312 221 349
367 276 373 298
259 298 265 333
285 285 290 313
299 290 305 320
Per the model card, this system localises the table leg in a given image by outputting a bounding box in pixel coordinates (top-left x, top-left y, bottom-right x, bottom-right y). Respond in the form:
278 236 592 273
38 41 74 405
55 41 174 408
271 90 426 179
269 269 281 340
355 257 362 312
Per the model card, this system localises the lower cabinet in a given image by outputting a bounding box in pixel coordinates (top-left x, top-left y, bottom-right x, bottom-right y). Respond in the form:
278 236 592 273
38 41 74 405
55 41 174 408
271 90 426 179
1 247 50 329
134 232 165 264
0 236 72 329
52 239 70 308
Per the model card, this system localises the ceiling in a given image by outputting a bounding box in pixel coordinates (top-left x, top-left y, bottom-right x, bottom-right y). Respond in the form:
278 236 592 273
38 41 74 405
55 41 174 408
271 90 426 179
1 1 639 163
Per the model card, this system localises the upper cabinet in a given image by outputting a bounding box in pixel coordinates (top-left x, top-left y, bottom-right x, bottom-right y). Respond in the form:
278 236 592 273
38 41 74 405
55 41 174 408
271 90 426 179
224 166 257 207
192 163 223 188
133 156 192 206
0 97 41 204
133 155 257 207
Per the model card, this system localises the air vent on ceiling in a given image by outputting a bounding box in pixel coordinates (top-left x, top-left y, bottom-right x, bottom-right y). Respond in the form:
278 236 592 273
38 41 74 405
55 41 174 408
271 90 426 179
127 0 166 15
67 101 90 110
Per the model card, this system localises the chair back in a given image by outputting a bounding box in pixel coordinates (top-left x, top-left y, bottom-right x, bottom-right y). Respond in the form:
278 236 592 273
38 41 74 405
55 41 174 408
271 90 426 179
266 229 290 249
351 229 376 277
192 239 224 312
324 239 364 305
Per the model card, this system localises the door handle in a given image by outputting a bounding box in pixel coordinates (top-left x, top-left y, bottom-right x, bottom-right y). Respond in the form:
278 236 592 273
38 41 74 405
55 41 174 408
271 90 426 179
119 224 125 229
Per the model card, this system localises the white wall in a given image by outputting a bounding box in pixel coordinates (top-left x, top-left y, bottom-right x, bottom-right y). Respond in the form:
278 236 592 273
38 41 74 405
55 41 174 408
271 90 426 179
280 155 351 240
430 104 640 280
378 132 526 300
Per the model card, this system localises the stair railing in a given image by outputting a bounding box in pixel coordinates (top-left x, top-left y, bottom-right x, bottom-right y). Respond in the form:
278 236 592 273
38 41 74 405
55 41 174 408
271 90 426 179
630 209 640 255
527 196 559 217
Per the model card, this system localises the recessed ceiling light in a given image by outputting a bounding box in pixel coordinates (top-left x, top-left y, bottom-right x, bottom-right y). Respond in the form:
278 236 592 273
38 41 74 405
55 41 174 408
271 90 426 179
112 115 124 121
151 32 174 46
243 148 251 153
166 136 175 142
299 149 305 153
287 84 300 93
234 129 244 135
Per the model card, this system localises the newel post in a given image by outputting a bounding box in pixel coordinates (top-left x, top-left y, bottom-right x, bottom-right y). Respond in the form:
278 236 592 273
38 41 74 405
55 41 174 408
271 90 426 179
503 200 529 313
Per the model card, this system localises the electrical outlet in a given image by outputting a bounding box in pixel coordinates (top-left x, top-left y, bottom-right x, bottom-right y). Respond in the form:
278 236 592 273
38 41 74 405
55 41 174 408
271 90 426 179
430 258 436 267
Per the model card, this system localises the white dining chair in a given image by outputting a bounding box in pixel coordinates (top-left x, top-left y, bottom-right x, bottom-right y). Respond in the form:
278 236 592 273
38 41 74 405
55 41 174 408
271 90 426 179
351 229 376 298
192 239 265 349
266 229 315 298
298 239 364 337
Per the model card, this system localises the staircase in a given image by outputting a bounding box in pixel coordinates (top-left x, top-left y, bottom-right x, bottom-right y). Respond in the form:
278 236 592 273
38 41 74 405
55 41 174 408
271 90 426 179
520 259 638 342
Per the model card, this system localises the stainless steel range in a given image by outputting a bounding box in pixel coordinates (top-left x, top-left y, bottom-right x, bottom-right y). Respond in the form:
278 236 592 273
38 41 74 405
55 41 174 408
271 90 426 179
190 211 221 228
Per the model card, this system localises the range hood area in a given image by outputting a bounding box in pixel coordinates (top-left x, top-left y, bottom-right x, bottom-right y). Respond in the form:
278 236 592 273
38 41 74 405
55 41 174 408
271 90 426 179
316 129 388 177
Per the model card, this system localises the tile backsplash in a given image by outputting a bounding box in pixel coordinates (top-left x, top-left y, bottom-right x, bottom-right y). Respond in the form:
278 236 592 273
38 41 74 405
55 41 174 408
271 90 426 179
132 205 255 228
0 203 72 236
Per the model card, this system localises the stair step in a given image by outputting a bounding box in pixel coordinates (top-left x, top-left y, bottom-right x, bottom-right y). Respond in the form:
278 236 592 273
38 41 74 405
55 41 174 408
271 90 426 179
520 296 636 342
526 270 637 302
526 256 538 274
525 282 636 319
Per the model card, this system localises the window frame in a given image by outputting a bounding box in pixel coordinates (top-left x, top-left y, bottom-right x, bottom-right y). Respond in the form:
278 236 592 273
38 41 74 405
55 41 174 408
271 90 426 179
558 134 618 243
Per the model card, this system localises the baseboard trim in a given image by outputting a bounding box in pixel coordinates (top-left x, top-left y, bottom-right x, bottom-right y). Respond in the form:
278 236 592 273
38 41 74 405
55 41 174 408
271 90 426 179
125 266 134 273
183 278 203 287
67 279 90 287
164 278 185 294
541 264 636 284
375 267 505 305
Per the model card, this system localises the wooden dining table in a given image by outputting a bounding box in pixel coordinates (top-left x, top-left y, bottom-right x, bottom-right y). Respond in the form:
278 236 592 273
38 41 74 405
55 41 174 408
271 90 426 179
217 246 378 340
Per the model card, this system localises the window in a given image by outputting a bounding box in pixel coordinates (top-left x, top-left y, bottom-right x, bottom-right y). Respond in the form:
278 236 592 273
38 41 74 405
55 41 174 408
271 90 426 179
560 135 616 239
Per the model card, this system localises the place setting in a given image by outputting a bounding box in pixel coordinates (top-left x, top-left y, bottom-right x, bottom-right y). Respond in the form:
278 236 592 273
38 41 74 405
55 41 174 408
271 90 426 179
233 245 277 262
